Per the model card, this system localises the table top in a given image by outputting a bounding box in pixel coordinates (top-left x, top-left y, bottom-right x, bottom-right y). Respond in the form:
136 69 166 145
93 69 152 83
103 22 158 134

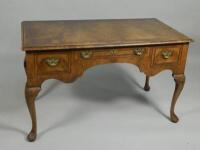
22 18 192 51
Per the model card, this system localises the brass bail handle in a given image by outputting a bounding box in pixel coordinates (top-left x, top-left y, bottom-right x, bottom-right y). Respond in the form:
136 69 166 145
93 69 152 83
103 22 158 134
162 51 173 59
110 49 118 55
80 50 93 59
134 48 144 56
45 57 60 67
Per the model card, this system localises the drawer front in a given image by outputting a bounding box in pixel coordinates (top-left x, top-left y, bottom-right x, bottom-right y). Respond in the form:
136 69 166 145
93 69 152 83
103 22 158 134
36 52 70 75
152 45 181 65
78 47 149 60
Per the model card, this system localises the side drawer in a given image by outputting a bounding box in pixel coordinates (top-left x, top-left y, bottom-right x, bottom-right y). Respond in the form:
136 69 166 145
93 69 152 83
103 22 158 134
36 52 70 75
152 45 182 65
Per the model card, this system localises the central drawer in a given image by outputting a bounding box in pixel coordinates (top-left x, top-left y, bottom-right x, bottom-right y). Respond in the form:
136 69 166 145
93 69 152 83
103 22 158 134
78 47 149 60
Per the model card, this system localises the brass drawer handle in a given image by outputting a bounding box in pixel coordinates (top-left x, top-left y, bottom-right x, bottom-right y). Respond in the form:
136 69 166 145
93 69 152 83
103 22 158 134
45 57 60 67
133 48 144 56
110 49 118 55
162 51 173 59
80 50 93 59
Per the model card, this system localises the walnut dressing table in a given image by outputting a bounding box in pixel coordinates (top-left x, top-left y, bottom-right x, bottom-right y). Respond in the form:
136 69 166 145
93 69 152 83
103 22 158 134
21 18 192 141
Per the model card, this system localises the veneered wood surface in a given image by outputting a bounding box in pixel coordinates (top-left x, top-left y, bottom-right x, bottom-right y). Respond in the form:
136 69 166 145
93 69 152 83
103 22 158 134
22 18 192 51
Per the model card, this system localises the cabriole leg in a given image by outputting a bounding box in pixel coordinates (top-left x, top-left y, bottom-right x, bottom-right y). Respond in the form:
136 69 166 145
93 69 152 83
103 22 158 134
144 75 150 91
170 74 185 123
25 83 41 142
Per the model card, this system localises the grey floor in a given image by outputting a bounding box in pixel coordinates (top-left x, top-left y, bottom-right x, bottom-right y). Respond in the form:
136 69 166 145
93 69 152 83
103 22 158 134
0 43 199 149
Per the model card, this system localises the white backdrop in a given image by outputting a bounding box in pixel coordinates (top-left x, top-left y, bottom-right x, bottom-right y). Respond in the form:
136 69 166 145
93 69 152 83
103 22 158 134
0 0 199 149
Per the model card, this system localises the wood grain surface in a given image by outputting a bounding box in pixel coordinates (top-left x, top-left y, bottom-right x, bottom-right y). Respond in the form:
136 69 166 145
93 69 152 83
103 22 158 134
22 18 192 51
